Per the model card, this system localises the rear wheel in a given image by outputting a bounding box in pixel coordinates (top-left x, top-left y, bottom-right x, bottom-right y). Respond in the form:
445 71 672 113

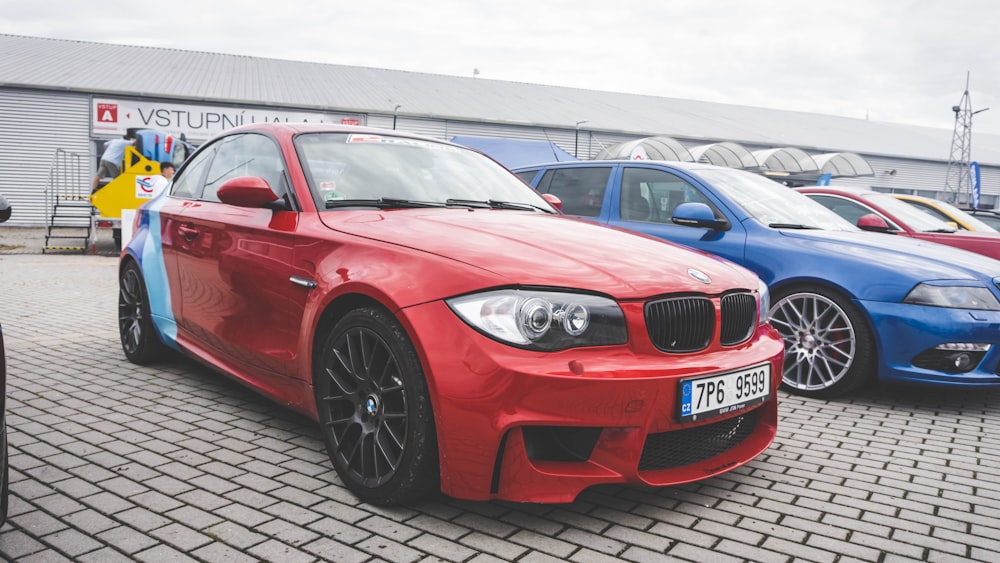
314 307 438 504
768 285 874 397
118 261 166 364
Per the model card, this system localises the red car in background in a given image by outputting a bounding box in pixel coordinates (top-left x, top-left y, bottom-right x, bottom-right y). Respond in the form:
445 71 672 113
119 123 784 504
798 185 1000 261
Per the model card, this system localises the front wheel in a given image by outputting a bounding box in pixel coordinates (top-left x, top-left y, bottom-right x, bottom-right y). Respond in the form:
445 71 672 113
118 261 167 365
768 286 875 398
314 307 439 504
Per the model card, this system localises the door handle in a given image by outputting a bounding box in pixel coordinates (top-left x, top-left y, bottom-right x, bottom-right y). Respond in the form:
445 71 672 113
177 224 199 240
289 276 317 289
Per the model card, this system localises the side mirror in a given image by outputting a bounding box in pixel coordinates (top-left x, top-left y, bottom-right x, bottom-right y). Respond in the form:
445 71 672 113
672 202 731 231
856 213 893 233
541 193 563 212
217 176 280 208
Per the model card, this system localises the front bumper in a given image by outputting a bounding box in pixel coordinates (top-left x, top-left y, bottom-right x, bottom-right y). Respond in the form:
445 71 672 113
400 300 785 503
863 300 1000 388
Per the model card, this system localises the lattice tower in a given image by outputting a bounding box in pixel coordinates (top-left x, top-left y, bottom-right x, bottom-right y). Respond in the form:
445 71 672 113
943 73 977 203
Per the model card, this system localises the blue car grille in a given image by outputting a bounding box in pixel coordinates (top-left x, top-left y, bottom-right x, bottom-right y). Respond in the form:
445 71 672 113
645 292 757 352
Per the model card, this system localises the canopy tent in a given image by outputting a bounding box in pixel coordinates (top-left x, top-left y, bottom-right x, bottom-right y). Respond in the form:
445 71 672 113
450 136 577 169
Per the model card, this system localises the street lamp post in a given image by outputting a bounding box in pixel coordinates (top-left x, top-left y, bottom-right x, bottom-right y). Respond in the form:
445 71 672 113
575 120 589 157
393 105 402 130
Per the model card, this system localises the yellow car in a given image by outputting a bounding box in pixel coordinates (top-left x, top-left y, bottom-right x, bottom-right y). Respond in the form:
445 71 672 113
892 194 998 232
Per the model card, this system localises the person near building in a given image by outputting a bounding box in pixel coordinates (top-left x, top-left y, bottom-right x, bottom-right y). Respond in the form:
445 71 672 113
148 162 175 198
92 132 135 191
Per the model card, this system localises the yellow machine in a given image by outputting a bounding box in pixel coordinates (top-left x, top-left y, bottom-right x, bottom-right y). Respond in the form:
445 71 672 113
91 145 164 219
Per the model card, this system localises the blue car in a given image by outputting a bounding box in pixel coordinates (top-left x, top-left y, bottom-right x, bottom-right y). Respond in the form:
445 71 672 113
514 160 1000 397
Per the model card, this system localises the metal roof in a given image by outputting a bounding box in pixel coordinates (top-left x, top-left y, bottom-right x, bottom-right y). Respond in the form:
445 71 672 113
2 33 999 165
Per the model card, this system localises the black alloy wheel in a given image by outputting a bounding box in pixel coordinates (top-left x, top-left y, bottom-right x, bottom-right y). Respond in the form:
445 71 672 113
118 261 166 365
315 307 438 504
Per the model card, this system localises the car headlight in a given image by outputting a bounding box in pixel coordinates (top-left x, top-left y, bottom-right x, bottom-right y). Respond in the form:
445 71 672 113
447 289 627 351
757 279 770 326
903 283 1000 311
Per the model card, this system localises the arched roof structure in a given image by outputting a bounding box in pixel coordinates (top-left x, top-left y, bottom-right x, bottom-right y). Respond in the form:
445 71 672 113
752 147 820 174
689 141 760 169
595 136 694 162
812 152 875 177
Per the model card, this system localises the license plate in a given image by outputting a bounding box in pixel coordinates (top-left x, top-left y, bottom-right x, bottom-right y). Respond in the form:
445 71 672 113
678 363 771 422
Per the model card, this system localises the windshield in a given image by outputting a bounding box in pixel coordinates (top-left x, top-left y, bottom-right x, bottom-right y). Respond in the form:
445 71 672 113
924 198 998 232
696 168 858 231
294 132 556 212
859 192 956 232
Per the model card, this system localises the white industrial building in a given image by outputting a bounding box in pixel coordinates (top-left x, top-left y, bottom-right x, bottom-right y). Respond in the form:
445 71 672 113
0 33 997 227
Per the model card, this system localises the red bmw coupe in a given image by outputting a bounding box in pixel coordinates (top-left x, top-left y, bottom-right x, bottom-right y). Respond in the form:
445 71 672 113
119 123 784 504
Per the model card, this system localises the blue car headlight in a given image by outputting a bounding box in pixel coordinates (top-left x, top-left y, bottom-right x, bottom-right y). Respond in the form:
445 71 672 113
903 283 1000 311
447 289 627 351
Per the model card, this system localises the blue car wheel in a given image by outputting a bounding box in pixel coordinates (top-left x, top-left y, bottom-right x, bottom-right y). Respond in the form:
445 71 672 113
768 285 875 397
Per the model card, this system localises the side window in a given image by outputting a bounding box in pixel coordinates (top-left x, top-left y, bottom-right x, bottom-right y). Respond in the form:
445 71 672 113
202 134 287 203
620 168 717 224
514 170 538 185
808 195 885 226
536 167 611 217
170 145 215 199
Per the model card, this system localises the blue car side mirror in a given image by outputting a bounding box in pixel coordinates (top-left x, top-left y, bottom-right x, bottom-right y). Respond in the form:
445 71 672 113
672 202 730 231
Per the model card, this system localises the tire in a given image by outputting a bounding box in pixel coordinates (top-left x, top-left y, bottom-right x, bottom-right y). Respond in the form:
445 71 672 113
314 307 439 504
0 423 8 525
767 285 875 398
118 261 167 365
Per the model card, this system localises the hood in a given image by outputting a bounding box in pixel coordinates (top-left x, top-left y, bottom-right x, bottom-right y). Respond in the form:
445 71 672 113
322 209 760 298
778 228 1000 288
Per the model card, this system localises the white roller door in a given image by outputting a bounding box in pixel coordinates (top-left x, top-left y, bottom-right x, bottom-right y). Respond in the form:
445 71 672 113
0 89 90 227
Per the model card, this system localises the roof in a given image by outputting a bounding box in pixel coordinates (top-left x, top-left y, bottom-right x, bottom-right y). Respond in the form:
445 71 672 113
2 34 999 165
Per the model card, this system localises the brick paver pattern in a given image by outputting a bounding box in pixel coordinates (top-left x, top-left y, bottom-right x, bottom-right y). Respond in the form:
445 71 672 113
1 254 999 562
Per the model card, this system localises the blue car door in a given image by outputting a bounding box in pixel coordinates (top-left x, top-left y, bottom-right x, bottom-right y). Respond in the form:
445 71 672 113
607 164 749 266
529 164 615 224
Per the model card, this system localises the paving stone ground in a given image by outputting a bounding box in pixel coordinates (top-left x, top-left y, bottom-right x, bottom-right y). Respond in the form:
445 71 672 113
1 250 999 562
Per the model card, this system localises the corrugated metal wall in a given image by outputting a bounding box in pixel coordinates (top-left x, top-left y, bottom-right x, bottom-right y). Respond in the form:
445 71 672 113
0 89 90 227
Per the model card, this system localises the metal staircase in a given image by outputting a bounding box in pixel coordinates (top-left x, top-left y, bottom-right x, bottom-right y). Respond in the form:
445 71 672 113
44 149 93 254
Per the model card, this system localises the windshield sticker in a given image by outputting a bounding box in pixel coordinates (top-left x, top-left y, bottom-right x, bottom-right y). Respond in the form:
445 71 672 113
347 134 383 143
319 181 347 201
344 134 463 153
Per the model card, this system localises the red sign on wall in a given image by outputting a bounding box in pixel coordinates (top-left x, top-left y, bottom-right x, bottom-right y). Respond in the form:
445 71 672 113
97 103 118 123
341 118 361 126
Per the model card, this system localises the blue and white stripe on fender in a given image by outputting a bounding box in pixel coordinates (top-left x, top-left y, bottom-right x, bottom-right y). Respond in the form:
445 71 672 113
124 196 179 350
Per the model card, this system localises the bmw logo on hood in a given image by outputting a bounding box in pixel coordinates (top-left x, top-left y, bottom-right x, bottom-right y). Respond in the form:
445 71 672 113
687 268 712 284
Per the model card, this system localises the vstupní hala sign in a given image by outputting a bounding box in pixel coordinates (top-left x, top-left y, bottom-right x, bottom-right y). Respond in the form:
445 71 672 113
92 98 364 142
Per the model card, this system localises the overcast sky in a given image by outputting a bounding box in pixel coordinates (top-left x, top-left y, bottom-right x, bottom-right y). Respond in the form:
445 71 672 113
5 0 1000 136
